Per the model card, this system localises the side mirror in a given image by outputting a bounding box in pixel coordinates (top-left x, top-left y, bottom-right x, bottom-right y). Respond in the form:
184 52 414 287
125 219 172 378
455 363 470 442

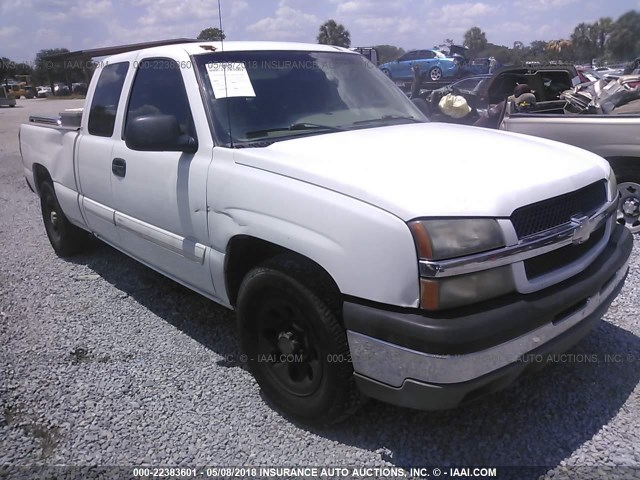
125 114 197 153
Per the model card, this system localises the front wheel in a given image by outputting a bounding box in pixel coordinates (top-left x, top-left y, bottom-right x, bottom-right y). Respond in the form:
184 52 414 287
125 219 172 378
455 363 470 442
429 66 443 81
40 181 90 256
617 181 640 234
237 256 363 425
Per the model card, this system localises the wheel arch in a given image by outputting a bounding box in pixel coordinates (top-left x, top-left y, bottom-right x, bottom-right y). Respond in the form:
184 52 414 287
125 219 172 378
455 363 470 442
32 163 53 196
224 235 341 309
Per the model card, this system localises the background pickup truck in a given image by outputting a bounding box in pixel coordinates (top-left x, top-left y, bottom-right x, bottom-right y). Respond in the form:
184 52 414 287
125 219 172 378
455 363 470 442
19 40 632 425
500 94 640 233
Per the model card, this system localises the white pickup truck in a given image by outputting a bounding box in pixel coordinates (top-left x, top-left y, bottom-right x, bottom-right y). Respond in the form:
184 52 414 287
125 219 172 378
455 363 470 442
19 41 632 425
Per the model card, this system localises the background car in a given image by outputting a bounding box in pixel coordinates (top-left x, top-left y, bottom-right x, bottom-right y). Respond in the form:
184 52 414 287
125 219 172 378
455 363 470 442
36 86 51 98
378 49 459 82
448 74 492 96
53 82 70 96
72 82 88 95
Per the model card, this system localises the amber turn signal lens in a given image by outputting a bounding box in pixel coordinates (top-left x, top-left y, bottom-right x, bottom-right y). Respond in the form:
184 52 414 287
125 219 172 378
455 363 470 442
408 221 433 259
420 278 440 310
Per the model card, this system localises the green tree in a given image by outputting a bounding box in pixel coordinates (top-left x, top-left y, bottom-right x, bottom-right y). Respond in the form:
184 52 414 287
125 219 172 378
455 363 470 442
607 10 640 61
35 48 70 88
1 57 33 84
571 22 597 62
317 19 351 48
463 27 488 53
197 27 226 41
594 17 613 53
529 40 547 56
374 44 405 63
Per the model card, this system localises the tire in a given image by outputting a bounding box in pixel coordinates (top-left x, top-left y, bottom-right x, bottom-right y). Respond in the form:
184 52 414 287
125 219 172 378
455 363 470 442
616 181 640 234
237 255 363 425
40 181 90 256
429 66 443 81
611 165 640 234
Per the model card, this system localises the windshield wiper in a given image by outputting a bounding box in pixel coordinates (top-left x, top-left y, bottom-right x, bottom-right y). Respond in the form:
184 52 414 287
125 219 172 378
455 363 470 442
351 115 423 126
246 123 345 138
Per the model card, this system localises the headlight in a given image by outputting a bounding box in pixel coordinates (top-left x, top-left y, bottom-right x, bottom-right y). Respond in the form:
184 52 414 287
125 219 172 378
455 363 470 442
420 266 515 310
607 167 618 203
408 219 505 260
409 219 512 310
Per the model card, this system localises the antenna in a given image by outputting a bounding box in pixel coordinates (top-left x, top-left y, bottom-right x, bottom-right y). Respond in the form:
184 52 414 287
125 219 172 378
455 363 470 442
218 0 233 147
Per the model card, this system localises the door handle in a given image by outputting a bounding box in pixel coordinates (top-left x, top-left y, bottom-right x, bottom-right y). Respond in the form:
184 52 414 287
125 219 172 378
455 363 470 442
112 158 126 177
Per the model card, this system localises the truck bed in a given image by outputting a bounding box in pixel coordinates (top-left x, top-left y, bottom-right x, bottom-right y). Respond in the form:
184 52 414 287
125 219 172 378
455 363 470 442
499 100 640 159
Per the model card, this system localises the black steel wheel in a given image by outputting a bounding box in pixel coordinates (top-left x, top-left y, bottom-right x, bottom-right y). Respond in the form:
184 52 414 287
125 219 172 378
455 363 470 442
40 181 89 256
237 255 363 425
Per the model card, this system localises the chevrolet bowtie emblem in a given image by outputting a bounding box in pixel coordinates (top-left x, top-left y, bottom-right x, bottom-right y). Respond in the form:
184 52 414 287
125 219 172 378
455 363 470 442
571 215 592 245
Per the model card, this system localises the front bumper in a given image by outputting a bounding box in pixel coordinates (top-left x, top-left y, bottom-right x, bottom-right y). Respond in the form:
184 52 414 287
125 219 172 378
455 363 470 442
344 224 633 410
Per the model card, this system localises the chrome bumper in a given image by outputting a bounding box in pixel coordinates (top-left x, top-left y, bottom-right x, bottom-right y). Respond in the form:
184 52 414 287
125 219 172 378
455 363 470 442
348 257 629 388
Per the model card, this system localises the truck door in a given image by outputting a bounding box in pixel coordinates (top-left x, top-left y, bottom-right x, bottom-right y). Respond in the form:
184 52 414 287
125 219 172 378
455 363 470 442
110 57 215 297
77 61 129 246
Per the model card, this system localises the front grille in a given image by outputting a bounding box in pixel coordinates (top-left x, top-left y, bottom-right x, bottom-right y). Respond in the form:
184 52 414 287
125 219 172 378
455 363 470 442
511 181 606 238
524 223 606 279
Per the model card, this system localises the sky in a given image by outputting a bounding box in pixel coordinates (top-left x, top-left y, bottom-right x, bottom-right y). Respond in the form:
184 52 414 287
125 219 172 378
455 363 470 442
1 0 640 63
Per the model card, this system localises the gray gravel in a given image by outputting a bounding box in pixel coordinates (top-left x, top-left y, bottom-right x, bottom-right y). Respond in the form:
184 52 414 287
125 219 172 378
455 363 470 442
1 99 640 480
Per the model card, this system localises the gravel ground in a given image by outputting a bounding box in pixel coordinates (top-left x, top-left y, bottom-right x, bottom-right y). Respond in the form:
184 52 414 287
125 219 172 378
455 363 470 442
1 99 639 480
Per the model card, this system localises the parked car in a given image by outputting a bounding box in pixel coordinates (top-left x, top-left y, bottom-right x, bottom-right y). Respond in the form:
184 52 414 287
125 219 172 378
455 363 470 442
36 86 51 98
72 82 88 95
19 40 632 425
53 82 70 96
425 65 582 115
378 49 459 82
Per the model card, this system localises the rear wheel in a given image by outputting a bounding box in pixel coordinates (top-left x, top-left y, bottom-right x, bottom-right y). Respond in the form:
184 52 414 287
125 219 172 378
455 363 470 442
429 66 443 81
40 181 90 256
237 256 363 425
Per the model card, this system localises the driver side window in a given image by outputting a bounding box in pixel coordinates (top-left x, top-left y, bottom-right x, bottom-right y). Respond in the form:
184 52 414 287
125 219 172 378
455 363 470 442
125 58 195 138
416 50 435 60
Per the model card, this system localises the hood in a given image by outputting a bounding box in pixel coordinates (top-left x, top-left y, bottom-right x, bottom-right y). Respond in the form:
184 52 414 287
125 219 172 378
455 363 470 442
233 123 609 221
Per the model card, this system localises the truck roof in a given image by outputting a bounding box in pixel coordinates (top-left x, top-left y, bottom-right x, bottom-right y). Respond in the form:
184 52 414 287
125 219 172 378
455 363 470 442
182 41 354 55
44 39 358 69
96 41 357 66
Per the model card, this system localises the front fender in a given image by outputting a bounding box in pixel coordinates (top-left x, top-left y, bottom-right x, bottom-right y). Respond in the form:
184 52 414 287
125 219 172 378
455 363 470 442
207 159 420 308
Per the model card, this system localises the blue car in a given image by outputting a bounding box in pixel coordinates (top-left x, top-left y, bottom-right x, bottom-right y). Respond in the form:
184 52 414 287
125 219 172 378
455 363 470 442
379 49 459 82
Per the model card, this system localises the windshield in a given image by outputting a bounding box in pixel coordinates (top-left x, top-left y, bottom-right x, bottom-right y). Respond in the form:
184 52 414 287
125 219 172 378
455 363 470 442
194 50 426 146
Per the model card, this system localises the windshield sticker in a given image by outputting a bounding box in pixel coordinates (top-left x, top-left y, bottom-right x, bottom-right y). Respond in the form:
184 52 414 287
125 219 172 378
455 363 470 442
205 62 256 98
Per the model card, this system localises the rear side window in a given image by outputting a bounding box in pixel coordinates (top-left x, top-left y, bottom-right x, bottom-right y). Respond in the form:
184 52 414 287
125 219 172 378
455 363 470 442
416 50 435 60
125 58 195 138
88 62 128 137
